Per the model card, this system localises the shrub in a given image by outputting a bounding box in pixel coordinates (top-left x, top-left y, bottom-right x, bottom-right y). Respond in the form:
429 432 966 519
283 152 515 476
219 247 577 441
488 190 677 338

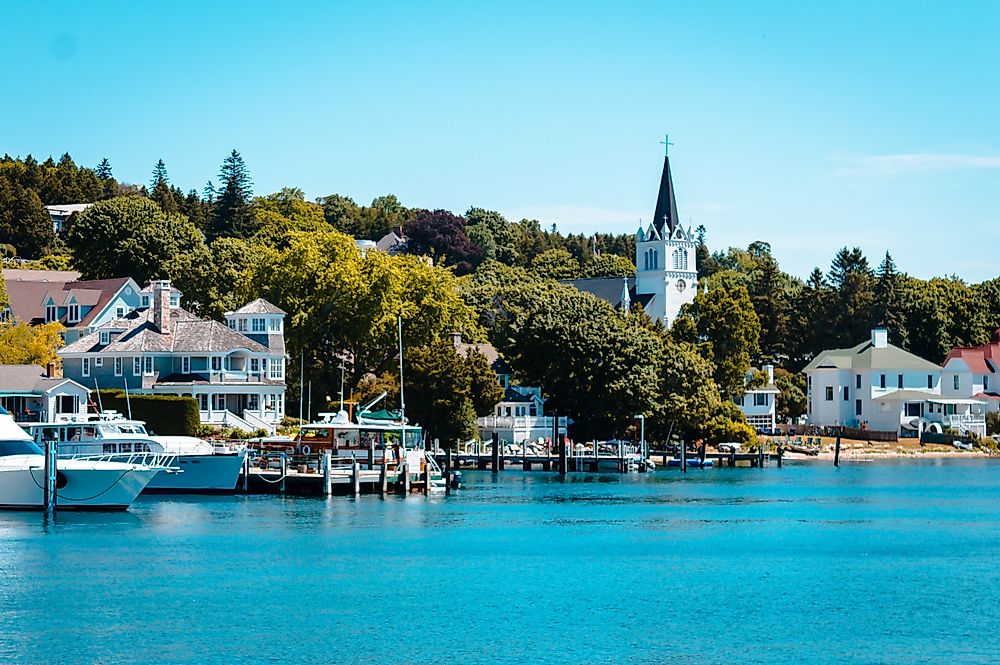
96 390 200 436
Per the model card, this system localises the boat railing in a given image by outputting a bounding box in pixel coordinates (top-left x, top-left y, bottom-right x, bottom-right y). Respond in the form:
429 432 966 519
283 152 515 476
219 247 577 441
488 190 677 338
60 451 179 470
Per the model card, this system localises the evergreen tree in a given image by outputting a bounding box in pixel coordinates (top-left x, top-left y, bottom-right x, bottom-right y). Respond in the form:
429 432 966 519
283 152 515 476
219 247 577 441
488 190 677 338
202 180 216 204
872 252 909 348
211 149 253 238
95 158 113 180
0 179 56 259
150 159 169 188
828 247 874 347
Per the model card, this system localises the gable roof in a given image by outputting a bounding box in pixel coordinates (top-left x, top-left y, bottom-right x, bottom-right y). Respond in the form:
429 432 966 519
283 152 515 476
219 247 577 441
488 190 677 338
561 277 653 312
3 274 135 327
802 339 940 373
943 330 1000 374
0 365 89 394
58 307 271 355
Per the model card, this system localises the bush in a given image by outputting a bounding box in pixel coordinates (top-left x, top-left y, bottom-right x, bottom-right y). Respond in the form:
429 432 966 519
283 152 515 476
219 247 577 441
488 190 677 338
97 390 200 436
986 412 1000 436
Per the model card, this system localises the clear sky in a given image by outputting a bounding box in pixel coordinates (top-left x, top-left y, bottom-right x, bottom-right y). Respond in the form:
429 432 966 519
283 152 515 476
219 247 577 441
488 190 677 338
3 1 999 281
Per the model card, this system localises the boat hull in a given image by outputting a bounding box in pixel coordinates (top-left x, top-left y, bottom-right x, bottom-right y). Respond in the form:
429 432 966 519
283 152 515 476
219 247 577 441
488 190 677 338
144 450 247 493
0 456 159 510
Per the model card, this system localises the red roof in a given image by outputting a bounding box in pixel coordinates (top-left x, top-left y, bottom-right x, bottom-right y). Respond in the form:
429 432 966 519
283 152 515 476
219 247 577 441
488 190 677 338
944 329 1000 374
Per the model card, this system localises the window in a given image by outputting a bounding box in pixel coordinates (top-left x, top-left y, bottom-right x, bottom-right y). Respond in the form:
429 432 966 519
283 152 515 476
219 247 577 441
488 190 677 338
269 318 281 332
825 386 833 401
197 394 208 410
227 319 235 330
986 376 990 391
652 250 658 270
211 356 222 371
141 295 150 307
879 374 886 389
116 306 126 319
268 358 284 380
238 318 247 333
142 356 153 376
67 304 80 323
45 305 57 323
250 358 260 373
855 399 862 416
672 248 688 270
252 318 265 333
905 403 922 417
844 387 850 401
100 331 110 345
897 374 903 389
754 393 767 407
169 294 180 307
856 375 861 389
114 357 123 376
927 375 933 389
57 395 77 415
94 357 103 367
181 357 190 374
953 375 960 390
133 357 141 376
81 357 91 377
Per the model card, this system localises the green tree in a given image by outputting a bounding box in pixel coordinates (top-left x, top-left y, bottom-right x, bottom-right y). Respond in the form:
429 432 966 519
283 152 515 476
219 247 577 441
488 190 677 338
582 254 635 278
828 247 874 346
95 158 113 180
773 367 806 420
211 149 254 238
872 252 909 347
0 179 55 259
465 207 517 263
530 248 580 280
0 321 65 366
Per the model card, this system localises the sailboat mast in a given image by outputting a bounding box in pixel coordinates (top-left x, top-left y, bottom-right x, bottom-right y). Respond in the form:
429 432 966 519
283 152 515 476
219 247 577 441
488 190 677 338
398 315 406 447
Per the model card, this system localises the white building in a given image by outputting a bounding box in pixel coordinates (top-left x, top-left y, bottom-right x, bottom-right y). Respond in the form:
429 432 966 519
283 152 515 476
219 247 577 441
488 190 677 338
0 364 90 423
567 144 697 327
45 203 93 235
735 364 780 433
803 328 985 437
941 330 1000 415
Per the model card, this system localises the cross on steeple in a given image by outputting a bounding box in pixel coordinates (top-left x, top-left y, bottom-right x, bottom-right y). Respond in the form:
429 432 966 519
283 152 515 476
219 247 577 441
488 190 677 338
659 133 674 156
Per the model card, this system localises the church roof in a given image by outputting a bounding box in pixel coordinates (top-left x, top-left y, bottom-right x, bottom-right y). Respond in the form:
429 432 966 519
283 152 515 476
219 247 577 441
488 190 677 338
652 155 680 237
561 277 654 311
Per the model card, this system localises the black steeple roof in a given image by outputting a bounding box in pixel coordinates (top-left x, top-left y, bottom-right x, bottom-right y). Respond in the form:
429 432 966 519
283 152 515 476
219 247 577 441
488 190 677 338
652 155 679 237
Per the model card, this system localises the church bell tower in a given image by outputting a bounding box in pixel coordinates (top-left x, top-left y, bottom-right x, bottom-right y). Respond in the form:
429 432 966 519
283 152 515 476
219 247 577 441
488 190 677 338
635 137 697 326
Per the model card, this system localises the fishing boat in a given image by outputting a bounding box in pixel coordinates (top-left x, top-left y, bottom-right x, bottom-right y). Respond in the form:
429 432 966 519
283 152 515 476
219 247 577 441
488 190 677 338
0 406 161 510
21 412 248 493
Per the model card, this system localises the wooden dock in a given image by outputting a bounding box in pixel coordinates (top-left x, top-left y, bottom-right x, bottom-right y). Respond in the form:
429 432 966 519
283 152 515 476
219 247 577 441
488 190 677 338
240 452 446 496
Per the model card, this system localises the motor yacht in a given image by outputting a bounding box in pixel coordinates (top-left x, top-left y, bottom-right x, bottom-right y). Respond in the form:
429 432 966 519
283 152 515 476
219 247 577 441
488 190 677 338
0 406 160 510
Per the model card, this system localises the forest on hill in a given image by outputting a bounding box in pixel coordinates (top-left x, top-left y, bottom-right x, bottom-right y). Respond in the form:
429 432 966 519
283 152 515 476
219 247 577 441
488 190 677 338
2 151 999 442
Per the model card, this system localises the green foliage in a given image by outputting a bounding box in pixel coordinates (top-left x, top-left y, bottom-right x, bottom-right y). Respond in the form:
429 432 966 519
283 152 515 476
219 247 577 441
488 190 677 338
582 254 635 278
96 390 200 436
211 149 254 239
0 321 64 366
530 248 580 280
773 367 806 420
403 338 503 448
986 411 1000 436
0 178 56 259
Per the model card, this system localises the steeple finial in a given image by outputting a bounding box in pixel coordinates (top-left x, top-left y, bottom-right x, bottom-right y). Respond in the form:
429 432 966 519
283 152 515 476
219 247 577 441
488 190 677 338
659 133 674 156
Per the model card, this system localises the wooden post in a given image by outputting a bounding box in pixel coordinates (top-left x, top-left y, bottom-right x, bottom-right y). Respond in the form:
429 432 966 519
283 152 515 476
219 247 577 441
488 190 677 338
323 450 332 496
445 449 453 496
368 441 375 469
491 432 499 474
680 437 687 473
351 457 360 496
729 448 736 468
402 459 411 494
776 445 783 468
43 439 57 513
558 433 567 476
699 442 706 465
758 443 765 468
280 454 287 494
834 435 841 467
618 440 624 473
422 459 430 496
379 459 388 497
242 451 249 493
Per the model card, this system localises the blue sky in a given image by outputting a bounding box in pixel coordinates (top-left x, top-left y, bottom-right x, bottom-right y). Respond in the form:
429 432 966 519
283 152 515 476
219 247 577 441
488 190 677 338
3 1 999 281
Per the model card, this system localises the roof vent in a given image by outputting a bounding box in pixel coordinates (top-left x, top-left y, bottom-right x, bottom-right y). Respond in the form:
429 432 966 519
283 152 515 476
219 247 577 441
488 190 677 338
871 328 888 349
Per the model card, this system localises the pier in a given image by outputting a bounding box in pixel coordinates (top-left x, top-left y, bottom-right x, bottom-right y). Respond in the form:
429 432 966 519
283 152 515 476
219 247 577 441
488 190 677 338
240 452 446 496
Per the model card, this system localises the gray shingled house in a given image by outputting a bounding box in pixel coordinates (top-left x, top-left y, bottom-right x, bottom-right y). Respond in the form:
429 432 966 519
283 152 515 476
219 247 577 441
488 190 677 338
58 280 287 434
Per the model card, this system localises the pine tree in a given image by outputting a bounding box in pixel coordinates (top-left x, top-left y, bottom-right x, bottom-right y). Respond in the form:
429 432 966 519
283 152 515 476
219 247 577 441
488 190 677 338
150 159 169 188
873 252 909 348
95 158 113 180
828 247 874 347
211 150 253 238
202 181 216 203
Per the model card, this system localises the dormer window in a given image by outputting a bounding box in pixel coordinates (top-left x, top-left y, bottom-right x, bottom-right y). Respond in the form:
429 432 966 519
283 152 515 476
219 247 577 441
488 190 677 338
237 318 247 333
45 305 57 322
252 318 265 333
116 306 126 319
169 294 180 307
100 331 110 345
141 295 150 307
268 318 281 332
67 304 80 323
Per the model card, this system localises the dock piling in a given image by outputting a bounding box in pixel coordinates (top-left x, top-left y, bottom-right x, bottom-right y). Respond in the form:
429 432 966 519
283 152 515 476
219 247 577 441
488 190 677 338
323 450 332 496
776 445 783 468
379 459 388 497
242 452 249 493
422 460 430 496
491 432 499 474
445 449 453 496
834 435 841 467
680 437 687 473
758 443 765 468
43 439 57 513
280 454 287 494
558 433 567 476
351 457 360 496
402 459 411 494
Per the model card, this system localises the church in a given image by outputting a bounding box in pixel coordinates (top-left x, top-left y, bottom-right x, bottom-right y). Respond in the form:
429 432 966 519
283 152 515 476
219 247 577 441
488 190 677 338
567 146 698 326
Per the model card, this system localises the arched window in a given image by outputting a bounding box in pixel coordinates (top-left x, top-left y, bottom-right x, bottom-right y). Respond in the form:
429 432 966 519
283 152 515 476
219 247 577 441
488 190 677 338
672 248 688 270
652 250 658 270
643 249 649 271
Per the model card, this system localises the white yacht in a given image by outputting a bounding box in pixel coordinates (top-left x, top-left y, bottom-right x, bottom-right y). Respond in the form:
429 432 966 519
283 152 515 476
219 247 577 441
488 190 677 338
0 406 160 510
22 412 248 494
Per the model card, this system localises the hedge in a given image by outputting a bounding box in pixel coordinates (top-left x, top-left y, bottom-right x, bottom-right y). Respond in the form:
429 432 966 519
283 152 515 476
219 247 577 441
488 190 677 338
96 390 201 436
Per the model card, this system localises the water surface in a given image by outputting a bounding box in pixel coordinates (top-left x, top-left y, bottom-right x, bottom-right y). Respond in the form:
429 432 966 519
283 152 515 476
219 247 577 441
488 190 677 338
2 459 998 664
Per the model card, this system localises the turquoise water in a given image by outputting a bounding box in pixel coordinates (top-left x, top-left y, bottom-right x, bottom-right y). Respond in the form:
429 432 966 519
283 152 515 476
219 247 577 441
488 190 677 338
2 459 999 664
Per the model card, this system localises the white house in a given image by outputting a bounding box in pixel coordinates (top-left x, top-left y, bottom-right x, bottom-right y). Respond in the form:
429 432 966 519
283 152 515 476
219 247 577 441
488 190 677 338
803 328 985 437
45 203 93 236
566 144 697 327
941 330 1000 415
735 364 780 433
0 364 90 423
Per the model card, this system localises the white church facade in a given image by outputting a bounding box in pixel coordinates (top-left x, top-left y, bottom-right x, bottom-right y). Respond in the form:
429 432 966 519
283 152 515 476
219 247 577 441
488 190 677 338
568 147 697 326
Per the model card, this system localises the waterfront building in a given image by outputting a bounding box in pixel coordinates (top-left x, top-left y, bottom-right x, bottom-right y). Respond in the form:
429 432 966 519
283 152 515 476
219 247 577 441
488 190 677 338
58 280 287 434
941 330 1000 415
567 144 698 326
45 203 93 236
448 333 568 445
735 364 780 432
0 363 90 422
2 269 142 343
803 328 985 437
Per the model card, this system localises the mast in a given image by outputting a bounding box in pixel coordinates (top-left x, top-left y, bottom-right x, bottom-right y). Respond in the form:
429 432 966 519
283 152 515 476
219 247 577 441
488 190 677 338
124 377 132 419
339 361 345 412
398 315 406 448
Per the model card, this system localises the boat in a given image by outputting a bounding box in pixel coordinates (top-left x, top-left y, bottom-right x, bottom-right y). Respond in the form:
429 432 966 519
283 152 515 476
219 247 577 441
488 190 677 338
0 406 161 510
21 412 248 493
666 457 714 468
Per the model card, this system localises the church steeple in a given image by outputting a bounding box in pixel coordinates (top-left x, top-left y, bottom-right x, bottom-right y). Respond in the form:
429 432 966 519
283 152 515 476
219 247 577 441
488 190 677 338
652 153 679 237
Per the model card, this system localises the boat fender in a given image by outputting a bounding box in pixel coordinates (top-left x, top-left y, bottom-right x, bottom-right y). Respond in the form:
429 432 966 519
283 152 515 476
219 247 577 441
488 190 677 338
300 444 311 456
56 471 69 489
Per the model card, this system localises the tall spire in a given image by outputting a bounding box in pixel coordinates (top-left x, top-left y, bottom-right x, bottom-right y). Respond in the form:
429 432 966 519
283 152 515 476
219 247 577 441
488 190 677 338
652 152 679 237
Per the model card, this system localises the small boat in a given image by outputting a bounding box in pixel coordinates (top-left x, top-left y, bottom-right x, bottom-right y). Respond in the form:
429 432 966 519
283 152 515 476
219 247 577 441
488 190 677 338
666 457 714 468
0 406 161 510
953 440 974 451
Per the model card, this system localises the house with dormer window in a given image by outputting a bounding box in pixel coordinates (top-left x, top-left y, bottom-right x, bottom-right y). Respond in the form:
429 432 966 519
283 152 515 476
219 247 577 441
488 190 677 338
58 280 287 434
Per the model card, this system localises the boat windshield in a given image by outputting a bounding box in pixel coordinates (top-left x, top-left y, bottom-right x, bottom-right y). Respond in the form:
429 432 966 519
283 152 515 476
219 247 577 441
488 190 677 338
0 440 43 456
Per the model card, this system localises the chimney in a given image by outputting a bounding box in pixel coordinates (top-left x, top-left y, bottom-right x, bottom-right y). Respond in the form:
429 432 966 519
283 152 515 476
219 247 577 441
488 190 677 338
871 327 888 349
46 361 56 378
764 364 774 385
449 331 462 347
152 279 171 334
